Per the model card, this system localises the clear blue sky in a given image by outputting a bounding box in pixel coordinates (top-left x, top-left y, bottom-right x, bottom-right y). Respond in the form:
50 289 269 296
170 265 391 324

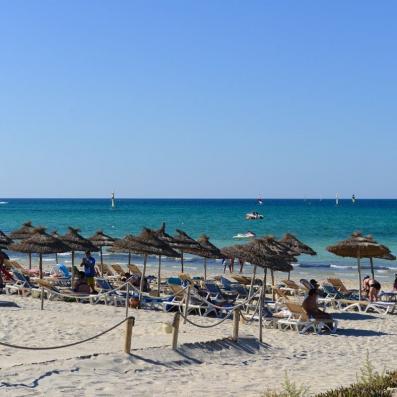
0 1 396 198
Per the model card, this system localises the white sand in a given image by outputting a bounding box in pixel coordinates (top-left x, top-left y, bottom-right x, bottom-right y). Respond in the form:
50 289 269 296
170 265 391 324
1 291 396 397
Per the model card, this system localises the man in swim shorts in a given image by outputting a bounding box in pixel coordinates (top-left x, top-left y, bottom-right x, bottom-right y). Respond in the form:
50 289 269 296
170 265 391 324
80 251 97 293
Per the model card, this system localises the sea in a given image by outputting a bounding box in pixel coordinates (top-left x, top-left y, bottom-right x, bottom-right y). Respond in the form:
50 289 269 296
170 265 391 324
1 198 397 283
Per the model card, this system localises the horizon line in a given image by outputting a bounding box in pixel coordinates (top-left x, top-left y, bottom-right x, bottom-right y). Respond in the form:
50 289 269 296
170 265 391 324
1 197 397 200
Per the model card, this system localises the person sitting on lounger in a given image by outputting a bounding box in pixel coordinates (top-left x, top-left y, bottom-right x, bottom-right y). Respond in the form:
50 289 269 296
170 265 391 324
72 271 91 294
393 274 397 292
302 288 334 326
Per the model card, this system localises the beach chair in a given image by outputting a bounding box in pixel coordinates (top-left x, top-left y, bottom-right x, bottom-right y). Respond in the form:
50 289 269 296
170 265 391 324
179 273 197 286
278 302 337 334
96 263 119 279
336 299 396 315
327 278 356 295
220 276 248 298
95 278 125 306
111 264 127 277
5 270 40 297
281 279 302 295
5 260 40 277
204 281 237 305
231 274 251 285
36 279 101 304
128 264 142 276
163 284 217 317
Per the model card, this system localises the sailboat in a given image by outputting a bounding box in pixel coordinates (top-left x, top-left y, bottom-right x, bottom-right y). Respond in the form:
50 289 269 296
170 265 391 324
111 192 115 208
352 194 356 204
336 193 339 206
257 197 263 205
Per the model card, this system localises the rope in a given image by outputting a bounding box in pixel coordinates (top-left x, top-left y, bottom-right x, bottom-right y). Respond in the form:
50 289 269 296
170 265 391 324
178 305 234 328
189 286 262 311
240 297 261 323
0 317 134 351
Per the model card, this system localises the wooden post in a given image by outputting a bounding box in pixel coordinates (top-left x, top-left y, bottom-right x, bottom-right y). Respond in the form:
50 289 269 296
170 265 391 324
157 255 162 297
125 283 129 318
100 246 104 276
246 265 257 313
271 269 275 301
232 309 240 342
40 286 45 310
124 316 134 353
172 312 180 350
259 286 264 342
204 258 207 281
39 254 43 279
138 254 147 302
263 268 267 300
183 285 191 324
357 250 362 301
288 271 291 281
370 257 375 280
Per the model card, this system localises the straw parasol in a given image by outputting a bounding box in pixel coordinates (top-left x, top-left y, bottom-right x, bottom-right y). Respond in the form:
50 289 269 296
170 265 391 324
171 229 201 273
88 230 115 275
9 227 69 278
114 228 180 300
154 223 178 296
278 233 316 279
279 233 317 256
9 221 36 268
183 234 223 280
60 227 99 276
327 232 392 299
0 230 12 249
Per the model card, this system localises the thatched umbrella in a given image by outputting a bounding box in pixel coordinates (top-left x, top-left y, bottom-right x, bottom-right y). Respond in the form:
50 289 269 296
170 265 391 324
9 221 36 268
183 235 223 280
114 228 180 300
327 232 392 299
171 229 201 273
88 230 115 275
154 223 178 296
9 227 69 278
278 233 316 279
60 227 99 276
0 230 12 249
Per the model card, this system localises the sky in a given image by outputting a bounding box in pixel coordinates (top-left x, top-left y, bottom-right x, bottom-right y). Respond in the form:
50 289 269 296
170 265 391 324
0 1 396 199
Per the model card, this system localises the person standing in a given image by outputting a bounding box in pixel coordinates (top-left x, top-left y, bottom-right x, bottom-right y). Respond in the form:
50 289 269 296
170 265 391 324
80 251 97 293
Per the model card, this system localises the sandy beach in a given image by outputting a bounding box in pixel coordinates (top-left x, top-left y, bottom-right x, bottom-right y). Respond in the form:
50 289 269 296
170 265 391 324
1 284 396 397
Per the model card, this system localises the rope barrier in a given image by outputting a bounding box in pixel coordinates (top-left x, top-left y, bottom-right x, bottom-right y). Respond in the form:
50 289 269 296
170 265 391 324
0 316 134 351
178 305 234 328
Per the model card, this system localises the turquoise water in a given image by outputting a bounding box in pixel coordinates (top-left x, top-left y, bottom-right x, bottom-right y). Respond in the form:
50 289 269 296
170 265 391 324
1 199 397 278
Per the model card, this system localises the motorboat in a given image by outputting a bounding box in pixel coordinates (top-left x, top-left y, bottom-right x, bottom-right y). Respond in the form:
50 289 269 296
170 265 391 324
245 212 263 220
233 231 256 239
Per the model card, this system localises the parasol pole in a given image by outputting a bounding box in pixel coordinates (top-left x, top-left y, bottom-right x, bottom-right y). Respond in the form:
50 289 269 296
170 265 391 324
100 246 104 276
139 254 148 302
247 264 257 312
157 255 162 297
29 252 32 269
263 267 267 300
370 257 375 280
271 269 275 300
39 253 43 279
357 248 362 300
181 250 184 273
204 257 207 280
128 251 131 266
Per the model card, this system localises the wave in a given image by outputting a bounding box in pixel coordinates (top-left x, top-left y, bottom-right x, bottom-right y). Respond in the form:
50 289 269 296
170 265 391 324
295 263 331 268
0 201 8 205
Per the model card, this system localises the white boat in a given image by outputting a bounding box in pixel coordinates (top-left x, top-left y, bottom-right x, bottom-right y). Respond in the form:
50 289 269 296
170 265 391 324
245 212 263 220
233 231 256 239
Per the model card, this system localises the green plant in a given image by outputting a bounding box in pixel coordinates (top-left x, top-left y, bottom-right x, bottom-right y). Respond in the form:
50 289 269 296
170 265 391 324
262 371 309 397
357 351 385 385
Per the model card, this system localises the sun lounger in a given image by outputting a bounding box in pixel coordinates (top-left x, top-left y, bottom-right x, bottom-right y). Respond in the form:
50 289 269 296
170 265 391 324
162 284 218 317
96 263 119 279
231 274 251 285
5 270 41 297
111 264 127 277
336 298 396 315
327 278 357 295
204 281 237 305
128 264 142 276
36 279 101 304
5 260 40 277
281 279 303 295
95 278 126 306
220 276 248 298
278 302 337 334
